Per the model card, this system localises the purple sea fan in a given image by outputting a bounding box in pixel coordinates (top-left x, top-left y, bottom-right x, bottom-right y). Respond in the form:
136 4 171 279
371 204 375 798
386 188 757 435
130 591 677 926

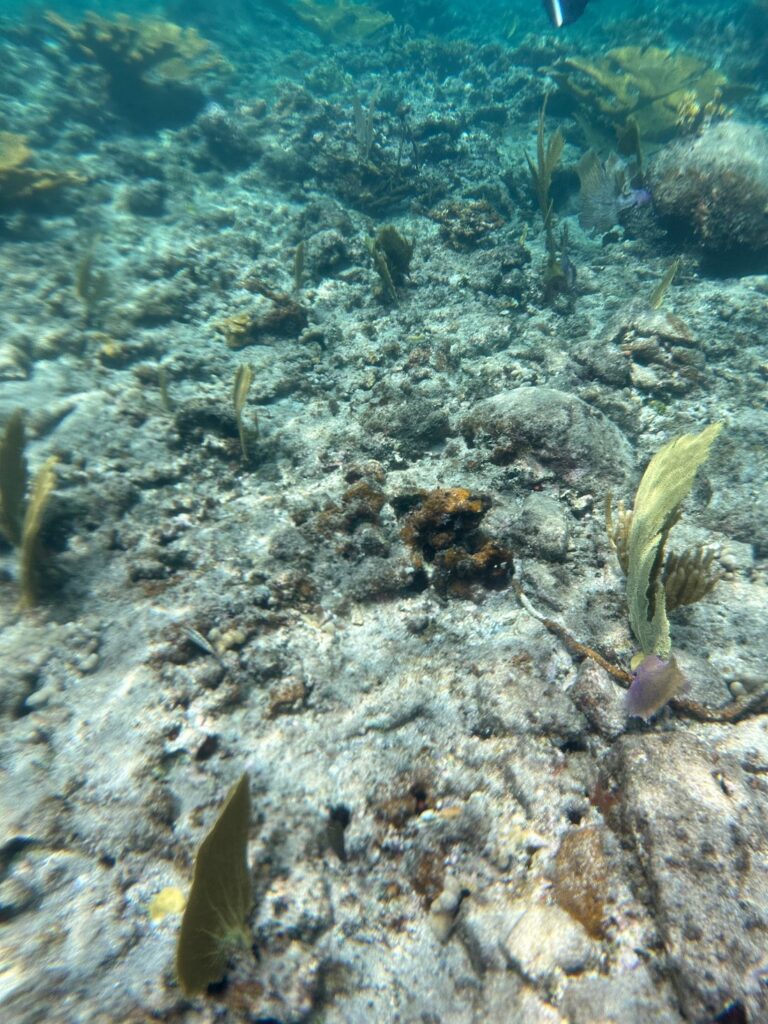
626 654 687 720
577 150 650 234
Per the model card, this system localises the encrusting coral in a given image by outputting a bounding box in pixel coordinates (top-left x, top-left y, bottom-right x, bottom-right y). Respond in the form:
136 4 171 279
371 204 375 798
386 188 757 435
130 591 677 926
217 278 309 348
396 487 514 596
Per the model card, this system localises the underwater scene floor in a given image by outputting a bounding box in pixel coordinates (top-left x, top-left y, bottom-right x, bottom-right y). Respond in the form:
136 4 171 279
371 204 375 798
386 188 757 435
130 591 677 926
0 2 767 1022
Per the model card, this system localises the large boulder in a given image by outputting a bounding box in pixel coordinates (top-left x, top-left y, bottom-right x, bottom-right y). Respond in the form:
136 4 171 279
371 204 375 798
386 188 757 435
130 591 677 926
650 121 768 270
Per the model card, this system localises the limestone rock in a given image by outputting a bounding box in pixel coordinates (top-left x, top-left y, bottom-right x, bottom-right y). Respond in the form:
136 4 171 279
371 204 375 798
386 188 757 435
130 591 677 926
463 386 632 488
502 902 597 986
603 732 768 1023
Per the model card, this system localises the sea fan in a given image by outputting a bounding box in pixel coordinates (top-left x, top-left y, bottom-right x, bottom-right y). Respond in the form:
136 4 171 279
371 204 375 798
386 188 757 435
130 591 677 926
577 151 650 234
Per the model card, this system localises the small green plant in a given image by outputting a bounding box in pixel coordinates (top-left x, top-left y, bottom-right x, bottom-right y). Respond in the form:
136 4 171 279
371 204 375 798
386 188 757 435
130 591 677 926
0 410 58 609
525 96 564 267
232 364 255 463
518 422 767 721
175 773 252 996
525 98 574 304
353 89 379 164
648 258 681 310
292 240 305 294
75 245 110 326
0 409 27 547
18 456 57 610
158 365 174 413
366 224 413 305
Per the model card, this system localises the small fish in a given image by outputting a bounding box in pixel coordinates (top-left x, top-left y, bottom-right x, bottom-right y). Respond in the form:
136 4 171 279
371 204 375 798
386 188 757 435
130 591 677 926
542 0 590 28
182 626 225 667
626 654 687 720
618 188 651 212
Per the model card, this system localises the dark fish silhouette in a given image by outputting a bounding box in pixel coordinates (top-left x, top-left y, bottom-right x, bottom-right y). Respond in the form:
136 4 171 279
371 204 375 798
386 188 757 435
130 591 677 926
542 0 589 27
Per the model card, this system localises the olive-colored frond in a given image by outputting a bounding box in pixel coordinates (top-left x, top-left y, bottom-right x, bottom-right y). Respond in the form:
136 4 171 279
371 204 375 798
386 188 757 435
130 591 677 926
232 364 255 462
526 96 563 230
18 456 56 610
604 494 632 576
626 422 722 657
524 148 540 206
232 363 253 420
543 126 565 183
663 545 722 611
0 409 28 548
648 257 680 310
175 773 252 996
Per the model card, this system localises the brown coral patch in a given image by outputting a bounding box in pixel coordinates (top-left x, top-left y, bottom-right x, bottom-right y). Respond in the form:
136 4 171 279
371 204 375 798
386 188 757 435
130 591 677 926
372 779 433 830
395 487 513 595
46 11 225 127
429 199 504 249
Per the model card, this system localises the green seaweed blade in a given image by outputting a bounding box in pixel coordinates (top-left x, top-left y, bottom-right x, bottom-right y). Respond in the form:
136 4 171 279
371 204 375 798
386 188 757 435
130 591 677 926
175 772 252 996
627 423 722 657
18 456 56 610
0 410 28 547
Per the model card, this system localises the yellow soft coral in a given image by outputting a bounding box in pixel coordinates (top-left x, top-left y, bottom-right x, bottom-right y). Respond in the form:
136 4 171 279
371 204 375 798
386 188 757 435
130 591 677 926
0 132 84 211
554 46 732 143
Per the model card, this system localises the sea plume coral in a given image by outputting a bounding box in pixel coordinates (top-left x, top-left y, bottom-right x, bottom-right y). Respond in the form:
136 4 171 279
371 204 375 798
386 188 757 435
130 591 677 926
606 422 722 659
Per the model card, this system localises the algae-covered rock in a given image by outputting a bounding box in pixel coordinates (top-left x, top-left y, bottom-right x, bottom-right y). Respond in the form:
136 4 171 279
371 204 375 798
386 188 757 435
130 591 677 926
650 121 768 268
604 733 768 1022
462 386 632 487
503 902 597 984
562 969 684 1024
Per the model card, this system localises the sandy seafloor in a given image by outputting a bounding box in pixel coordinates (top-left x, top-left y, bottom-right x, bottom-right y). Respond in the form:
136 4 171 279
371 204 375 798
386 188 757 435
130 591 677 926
1 2 768 1022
